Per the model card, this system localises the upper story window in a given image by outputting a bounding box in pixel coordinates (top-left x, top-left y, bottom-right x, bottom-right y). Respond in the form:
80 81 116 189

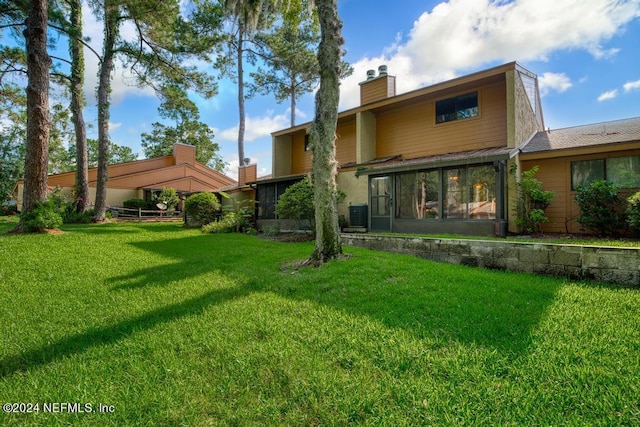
571 155 640 190
435 92 478 124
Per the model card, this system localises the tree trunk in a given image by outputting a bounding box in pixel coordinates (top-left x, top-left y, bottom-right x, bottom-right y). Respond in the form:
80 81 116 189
290 80 296 127
309 0 343 264
18 0 50 231
93 0 118 222
70 0 89 213
236 27 246 165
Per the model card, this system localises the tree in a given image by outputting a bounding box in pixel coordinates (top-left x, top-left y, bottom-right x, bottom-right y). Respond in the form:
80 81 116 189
220 0 278 165
250 2 319 127
90 0 223 222
308 0 343 264
68 0 89 213
17 0 51 231
141 85 225 171
67 138 137 168
0 85 26 203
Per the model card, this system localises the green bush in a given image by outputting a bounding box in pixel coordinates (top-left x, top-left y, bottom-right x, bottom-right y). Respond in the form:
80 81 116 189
276 177 315 230
20 201 63 232
0 203 18 216
201 213 240 234
63 206 94 224
626 191 640 229
184 192 220 226
515 166 555 233
123 198 148 209
152 187 179 211
575 180 626 236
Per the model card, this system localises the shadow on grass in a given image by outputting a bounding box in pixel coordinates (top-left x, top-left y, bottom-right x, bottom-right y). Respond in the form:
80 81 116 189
125 235 563 355
1 232 562 378
0 285 252 378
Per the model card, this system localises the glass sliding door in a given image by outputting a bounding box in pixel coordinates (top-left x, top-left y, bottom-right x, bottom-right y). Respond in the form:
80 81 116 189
370 176 392 231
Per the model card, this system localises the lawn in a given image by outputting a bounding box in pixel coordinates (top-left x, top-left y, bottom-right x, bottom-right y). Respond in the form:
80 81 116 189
1 218 639 425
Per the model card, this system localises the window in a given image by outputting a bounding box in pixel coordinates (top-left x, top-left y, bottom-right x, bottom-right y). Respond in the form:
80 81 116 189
393 165 495 220
607 156 640 188
444 169 467 218
395 171 439 219
571 159 604 190
571 156 640 189
436 92 478 124
467 165 496 219
304 134 310 151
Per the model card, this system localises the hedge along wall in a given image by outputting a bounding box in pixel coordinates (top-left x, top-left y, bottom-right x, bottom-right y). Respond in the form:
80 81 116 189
341 234 640 287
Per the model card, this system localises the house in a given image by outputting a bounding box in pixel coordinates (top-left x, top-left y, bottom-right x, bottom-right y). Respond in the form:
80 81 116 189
12 143 236 212
518 117 640 234
259 61 640 236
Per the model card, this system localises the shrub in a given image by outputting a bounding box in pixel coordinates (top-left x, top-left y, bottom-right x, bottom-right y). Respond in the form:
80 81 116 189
0 203 18 216
201 213 240 234
625 191 640 229
20 201 63 232
63 206 94 224
219 192 254 233
574 180 626 236
123 198 147 209
515 166 555 233
184 192 220 226
152 187 179 211
276 177 315 230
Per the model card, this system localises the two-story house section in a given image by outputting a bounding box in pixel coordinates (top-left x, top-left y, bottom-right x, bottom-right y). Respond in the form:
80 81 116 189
257 62 544 235
262 62 544 236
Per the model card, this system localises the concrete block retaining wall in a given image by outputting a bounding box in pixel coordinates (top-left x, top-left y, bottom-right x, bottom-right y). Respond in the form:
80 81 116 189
341 234 640 287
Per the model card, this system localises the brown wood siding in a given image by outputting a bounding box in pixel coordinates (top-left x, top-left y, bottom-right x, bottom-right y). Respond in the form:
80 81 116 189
290 131 311 175
290 119 356 174
521 158 571 233
376 81 507 160
522 146 640 234
336 118 356 166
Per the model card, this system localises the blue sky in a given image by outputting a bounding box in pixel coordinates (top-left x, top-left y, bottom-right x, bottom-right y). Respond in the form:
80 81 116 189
72 0 640 179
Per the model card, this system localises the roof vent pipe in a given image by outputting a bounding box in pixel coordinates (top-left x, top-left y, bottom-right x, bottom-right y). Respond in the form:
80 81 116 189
378 65 388 76
366 69 376 80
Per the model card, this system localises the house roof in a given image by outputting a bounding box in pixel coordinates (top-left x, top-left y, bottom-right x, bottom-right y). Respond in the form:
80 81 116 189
357 146 512 175
272 61 526 137
520 116 640 154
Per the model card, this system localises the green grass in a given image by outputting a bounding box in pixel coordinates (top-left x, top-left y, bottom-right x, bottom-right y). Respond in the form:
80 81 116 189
1 220 639 425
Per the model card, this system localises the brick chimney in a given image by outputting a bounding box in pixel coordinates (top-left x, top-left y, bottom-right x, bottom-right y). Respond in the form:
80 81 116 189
359 65 396 105
173 143 196 165
238 163 257 187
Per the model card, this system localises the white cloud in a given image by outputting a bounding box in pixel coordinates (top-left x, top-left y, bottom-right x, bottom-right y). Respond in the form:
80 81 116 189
623 80 640 92
217 111 290 142
538 72 573 96
597 89 618 101
339 0 640 109
109 122 123 131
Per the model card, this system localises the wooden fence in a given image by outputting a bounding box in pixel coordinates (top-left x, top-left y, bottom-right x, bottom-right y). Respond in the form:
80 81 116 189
108 206 182 222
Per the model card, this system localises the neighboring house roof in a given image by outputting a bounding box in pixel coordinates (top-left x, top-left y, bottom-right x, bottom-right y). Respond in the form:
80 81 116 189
14 144 236 195
520 116 640 154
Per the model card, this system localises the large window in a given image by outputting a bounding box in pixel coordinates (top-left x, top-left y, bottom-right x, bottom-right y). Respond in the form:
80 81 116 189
435 92 478 124
395 171 439 219
571 156 640 189
394 165 496 220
